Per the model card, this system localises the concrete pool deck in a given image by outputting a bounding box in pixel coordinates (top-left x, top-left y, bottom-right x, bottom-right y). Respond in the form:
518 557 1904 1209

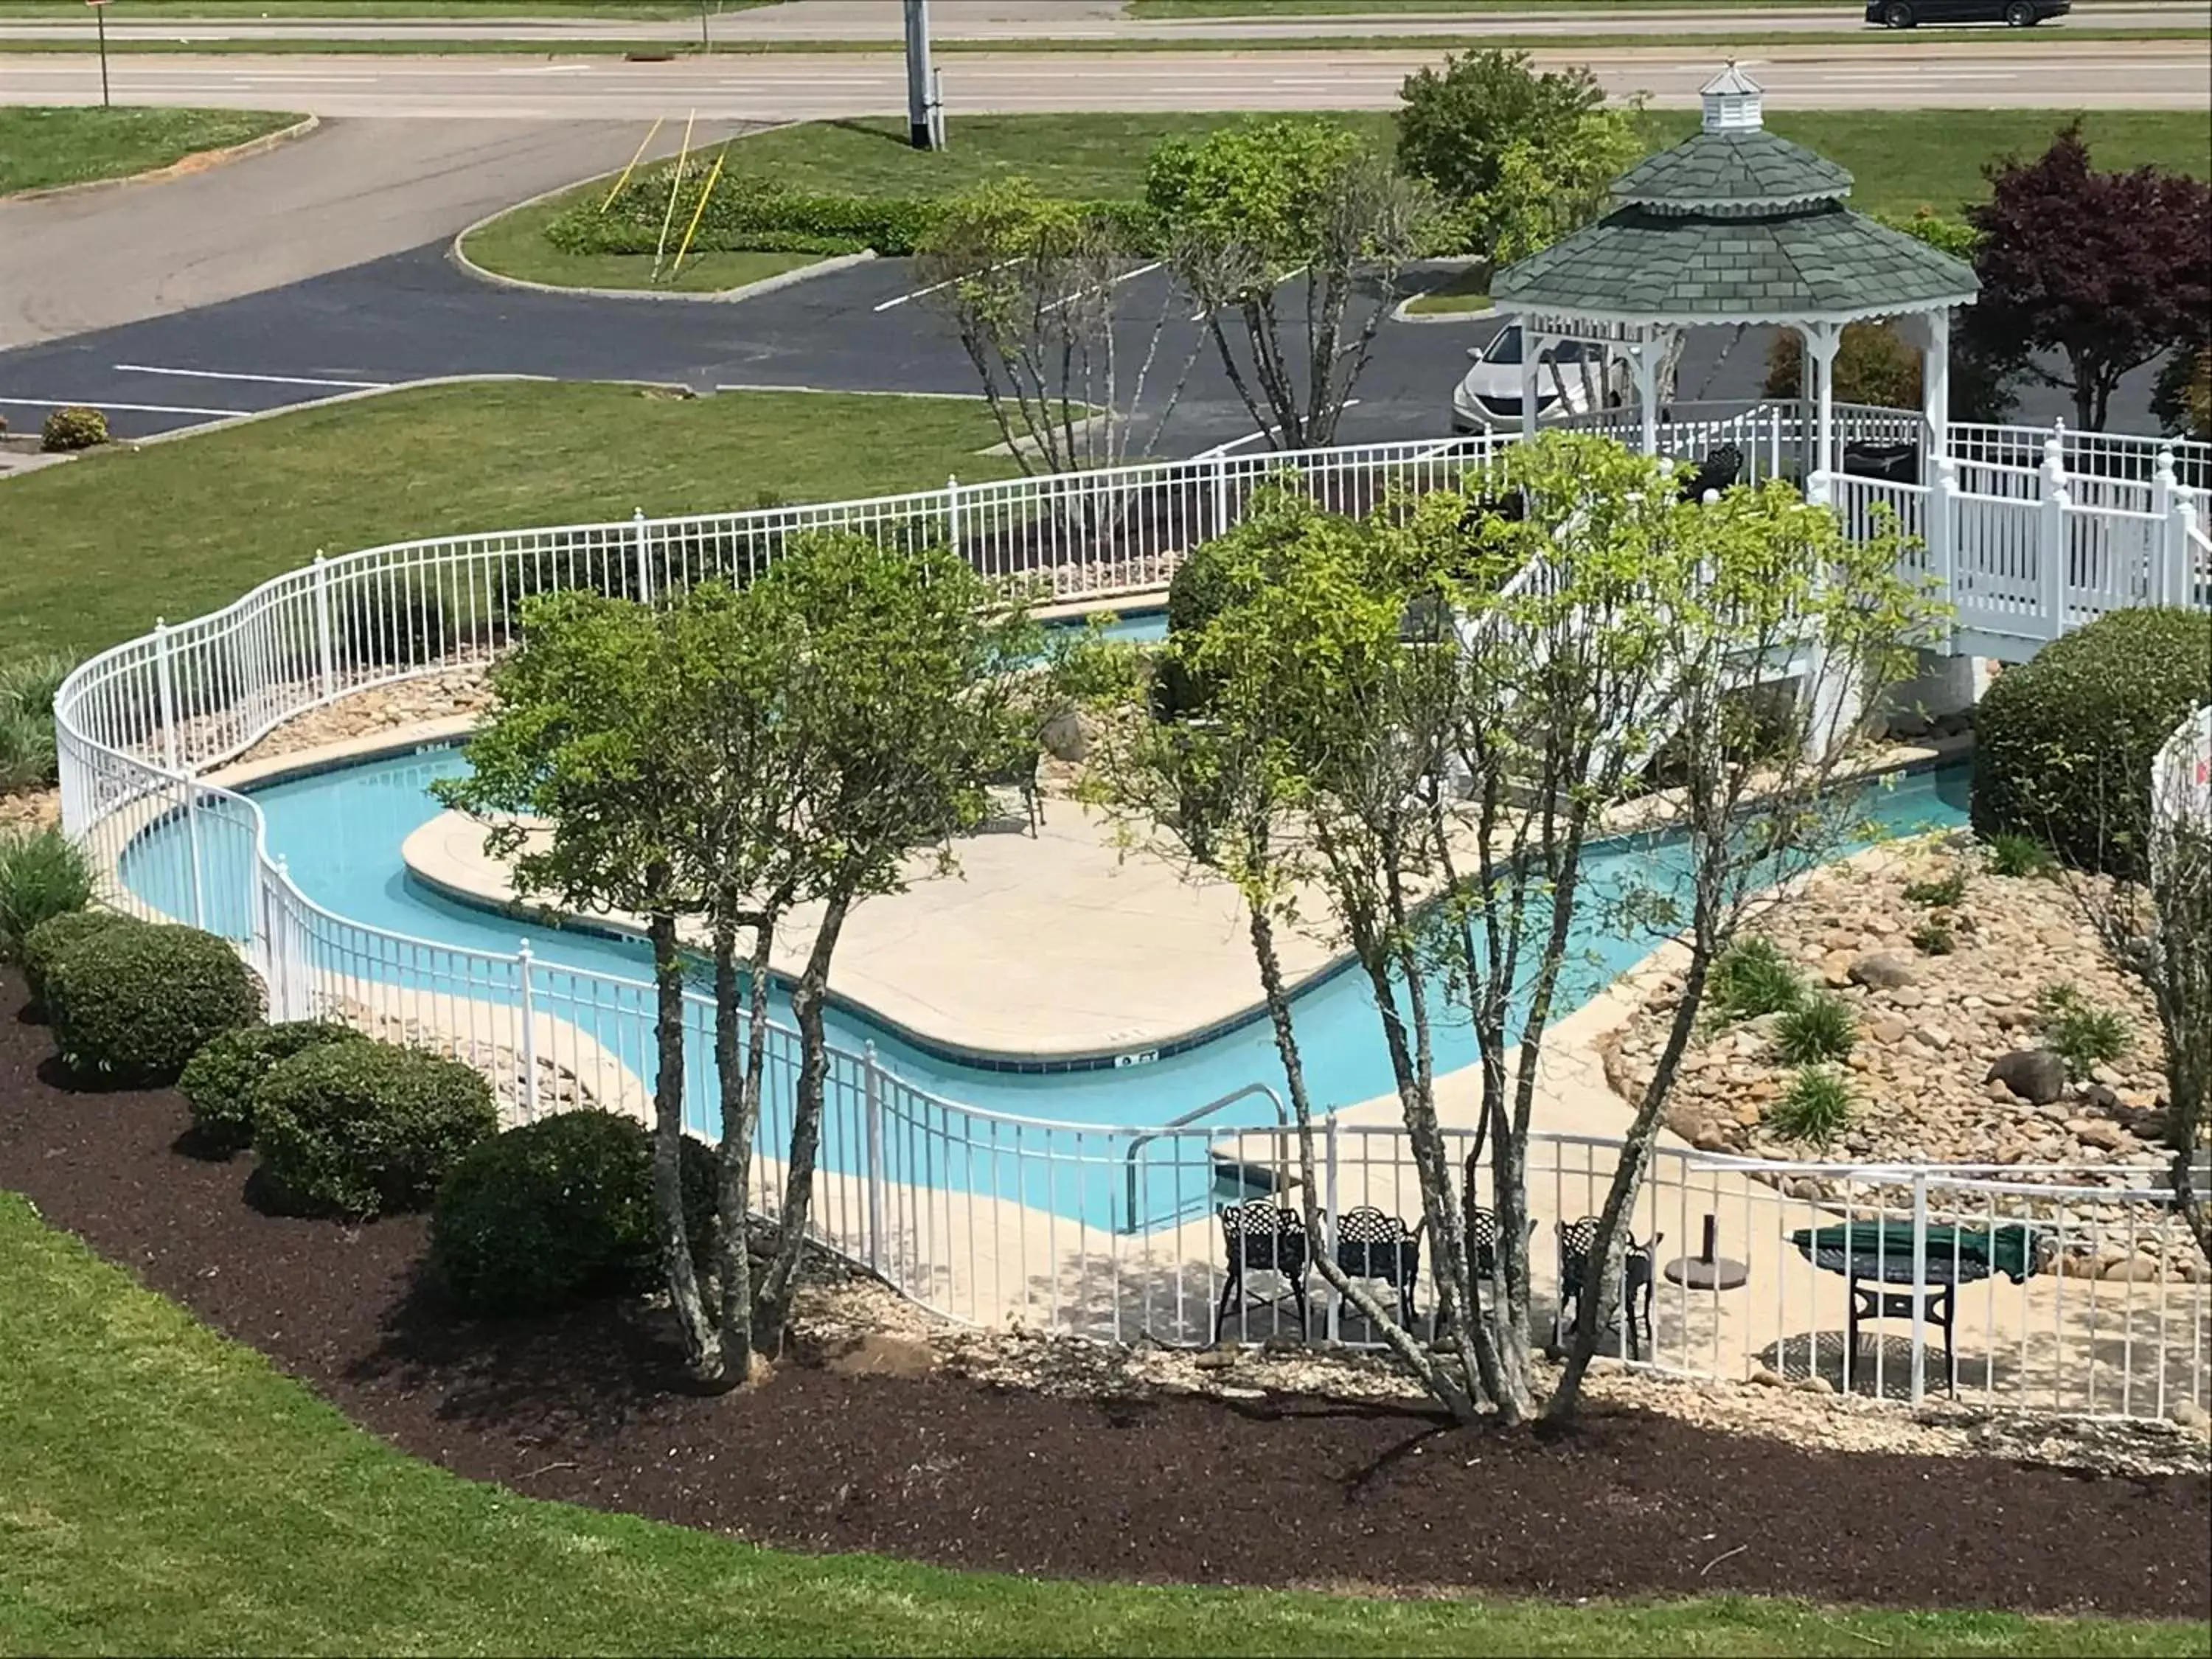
401 799 1340 1063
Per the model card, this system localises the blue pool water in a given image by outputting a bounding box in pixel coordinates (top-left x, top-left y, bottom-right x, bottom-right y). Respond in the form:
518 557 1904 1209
123 749 1969 1230
1047 607 1166 647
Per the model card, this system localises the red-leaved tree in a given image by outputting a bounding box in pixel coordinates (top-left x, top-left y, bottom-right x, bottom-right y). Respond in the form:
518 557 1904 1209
1969 123 2212 432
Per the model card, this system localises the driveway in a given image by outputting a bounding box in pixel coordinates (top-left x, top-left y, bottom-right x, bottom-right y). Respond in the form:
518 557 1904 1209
0 116 748 348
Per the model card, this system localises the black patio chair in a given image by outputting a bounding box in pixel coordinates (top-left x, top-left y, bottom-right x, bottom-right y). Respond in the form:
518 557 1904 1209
985 742 1043 835
1332 1206 1423 1329
1214 1200 1310 1342
1679 442 1745 502
1554 1216 1663 1361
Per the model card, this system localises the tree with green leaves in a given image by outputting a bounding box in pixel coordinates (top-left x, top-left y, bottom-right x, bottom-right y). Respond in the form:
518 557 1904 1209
915 178 1196 476
1146 117 1427 452
434 591 725 1380
731 533 1041 1349
1083 435 1934 1425
1395 49 1632 265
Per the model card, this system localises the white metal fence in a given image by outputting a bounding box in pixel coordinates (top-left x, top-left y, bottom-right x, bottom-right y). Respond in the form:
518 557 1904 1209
49 408 2212 1421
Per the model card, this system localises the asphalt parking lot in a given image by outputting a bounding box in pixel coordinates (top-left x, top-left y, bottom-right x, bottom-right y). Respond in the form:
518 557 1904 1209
0 248 2124 460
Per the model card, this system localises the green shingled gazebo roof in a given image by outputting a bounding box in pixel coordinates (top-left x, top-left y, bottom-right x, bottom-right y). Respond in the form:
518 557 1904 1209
1612 129 1854 215
1494 201 1977 325
1493 66 1978 327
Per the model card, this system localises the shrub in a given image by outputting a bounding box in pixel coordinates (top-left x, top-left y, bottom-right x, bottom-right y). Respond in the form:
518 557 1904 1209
1910 918 1956 956
1984 831 2057 879
1764 321 1920 409
429 1109 719 1314
17 907 136 1011
252 1039 497 1217
0 704 55 792
0 652 76 725
1774 994 1856 1064
178 1020 368 1155
45 922 262 1086
1765 1066 1854 1146
2036 982 2131 1081
1708 935 1805 1023
0 826 93 961
40 406 110 452
1970 608 2212 878
1901 866 1967 907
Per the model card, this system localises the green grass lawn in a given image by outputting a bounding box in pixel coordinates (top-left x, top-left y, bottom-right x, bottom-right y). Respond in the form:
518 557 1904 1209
1405 266 1494 316
529 110 2207 234
459 181 827 292
2 1192 2205 1658
0 105 299 196
0 383 1019 659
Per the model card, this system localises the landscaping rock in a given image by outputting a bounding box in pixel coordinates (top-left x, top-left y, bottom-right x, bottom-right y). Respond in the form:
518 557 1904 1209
1988 1050 2067 1107
1848 952 1916 990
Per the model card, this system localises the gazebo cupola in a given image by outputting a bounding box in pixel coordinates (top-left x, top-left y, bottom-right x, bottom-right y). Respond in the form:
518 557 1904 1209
1492 65 1980 479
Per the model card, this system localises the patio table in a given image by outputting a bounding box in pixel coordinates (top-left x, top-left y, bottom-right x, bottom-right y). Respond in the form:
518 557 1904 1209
1788 1222 2045 1397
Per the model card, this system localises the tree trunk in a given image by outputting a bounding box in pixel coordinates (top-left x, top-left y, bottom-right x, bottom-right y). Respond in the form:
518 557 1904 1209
1545 944 1714 1422
711 910 779 1386
649 909 720 1382
753 887 854 1353
1247 905 1477 1419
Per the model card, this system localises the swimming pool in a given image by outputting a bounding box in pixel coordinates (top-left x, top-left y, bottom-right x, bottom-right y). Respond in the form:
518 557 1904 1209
121 745 1969 1229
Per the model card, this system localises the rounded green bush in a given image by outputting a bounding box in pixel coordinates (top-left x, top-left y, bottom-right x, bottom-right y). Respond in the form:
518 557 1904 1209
251 1039 498 1217
0 826 94 962
16 907 138 1015
1971 608 2212 879
45 922 262 1086
429 1109 720 1314
178 1020 368 1156
40 405 109 453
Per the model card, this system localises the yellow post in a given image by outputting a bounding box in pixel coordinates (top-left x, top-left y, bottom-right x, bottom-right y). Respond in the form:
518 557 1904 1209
651 109 698 282
599 114 665 214
669 147 728 282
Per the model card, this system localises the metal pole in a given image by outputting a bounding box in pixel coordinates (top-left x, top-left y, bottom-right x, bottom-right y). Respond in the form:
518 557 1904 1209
864 1042 886 1273
903 0 936 150
96 3 111 108
517 942 540 1121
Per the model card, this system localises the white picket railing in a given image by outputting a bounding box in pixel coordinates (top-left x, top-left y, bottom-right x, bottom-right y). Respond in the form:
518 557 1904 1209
47 408 2212 1421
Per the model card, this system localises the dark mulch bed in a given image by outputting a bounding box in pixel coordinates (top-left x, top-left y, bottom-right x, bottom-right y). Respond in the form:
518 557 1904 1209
2 973 2207 1619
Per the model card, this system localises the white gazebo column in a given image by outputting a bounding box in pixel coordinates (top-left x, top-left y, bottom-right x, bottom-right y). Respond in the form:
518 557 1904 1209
1919 306 1951 467
1799 320 1842 495
1625 333 1669 456
1520 329 1545 445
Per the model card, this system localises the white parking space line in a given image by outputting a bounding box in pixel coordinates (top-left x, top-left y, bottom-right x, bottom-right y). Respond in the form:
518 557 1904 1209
874 259 1023 313
0 397 243 417
114 364 390 389
1041 260 1165 315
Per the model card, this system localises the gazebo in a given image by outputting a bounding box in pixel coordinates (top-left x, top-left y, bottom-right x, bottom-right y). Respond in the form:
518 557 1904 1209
1492 66 1980 482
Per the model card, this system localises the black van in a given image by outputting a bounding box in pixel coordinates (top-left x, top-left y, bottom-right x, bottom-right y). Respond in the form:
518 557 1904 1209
1865 0 2070 23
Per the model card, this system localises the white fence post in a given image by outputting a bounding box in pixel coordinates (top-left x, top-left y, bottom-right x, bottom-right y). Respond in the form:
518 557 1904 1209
1211 453 1230 538
632 507 653 605
2170 498 2201 608
945 473 961 557
312 552 335 702
1908 1171 1930 1405
2039 482 2070 638
1324 1113 1341 1345
1931 457 1958 650
863 1040 886 1276
153 618 180 776
516 941 539 1122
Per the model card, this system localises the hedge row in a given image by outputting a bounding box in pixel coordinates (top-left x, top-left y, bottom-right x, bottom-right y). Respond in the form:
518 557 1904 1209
546 171 1161 260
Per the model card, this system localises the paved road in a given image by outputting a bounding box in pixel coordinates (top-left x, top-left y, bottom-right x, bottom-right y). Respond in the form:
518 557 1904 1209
0 0 2202 41
7 40 2208 115
0 118 748 348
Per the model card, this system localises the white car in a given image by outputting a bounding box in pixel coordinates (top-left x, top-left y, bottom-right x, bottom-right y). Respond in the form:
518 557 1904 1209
1450 324 1630 435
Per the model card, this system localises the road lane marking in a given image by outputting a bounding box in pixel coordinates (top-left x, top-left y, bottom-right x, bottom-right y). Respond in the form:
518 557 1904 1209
0 397 243 417
114 364 390 389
